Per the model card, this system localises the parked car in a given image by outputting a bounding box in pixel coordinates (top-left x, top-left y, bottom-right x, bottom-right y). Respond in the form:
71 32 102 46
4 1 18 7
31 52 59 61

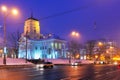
71 61 81 66
36 62 54 68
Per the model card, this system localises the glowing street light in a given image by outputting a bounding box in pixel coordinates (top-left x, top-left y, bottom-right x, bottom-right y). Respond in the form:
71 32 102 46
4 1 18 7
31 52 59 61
71 31 76 36
1 5 18 16
1 5 19 65
95 55 98 58
98 42 103 46
76 32 79 37
1 6 7 12
71 31 80 37
110 46 114 50
69 31 80 63
12 9 18 15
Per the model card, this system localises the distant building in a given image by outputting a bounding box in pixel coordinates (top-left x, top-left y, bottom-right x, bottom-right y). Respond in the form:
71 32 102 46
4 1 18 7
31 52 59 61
18 16 67 59
80 48 87 60
85 39 117 60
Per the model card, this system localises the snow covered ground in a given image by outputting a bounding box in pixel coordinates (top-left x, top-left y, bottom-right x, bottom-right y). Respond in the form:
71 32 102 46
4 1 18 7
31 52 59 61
0 58 93 65
0 58 32 65
45 59 94 64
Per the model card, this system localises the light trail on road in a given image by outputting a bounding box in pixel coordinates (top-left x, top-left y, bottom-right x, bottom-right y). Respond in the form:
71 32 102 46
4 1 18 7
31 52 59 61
0 65 119 80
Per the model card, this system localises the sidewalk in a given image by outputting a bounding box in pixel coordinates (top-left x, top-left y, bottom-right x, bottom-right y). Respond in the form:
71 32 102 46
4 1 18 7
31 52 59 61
0 64 34 69
45 59 94 65
0 58 34 69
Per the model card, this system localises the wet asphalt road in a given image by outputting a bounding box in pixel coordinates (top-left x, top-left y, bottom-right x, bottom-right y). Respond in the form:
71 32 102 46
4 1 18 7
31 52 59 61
0 64 120 80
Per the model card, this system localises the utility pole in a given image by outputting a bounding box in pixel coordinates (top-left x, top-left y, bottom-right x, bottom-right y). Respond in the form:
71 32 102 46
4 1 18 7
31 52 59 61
3 15 7 65
25 31 28 63
1 5 19 65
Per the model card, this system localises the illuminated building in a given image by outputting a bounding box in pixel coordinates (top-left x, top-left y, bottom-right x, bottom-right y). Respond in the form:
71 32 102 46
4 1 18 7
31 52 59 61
24 16 40 39
18 16 67 59
85 39 117 60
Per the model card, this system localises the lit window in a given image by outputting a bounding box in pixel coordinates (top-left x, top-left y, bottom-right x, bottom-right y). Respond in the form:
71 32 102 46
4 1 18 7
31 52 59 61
55 42 57 49
51 42 54 48
59 43 61 49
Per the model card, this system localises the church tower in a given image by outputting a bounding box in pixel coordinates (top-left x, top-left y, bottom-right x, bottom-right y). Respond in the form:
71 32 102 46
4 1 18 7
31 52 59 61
24 15 40 39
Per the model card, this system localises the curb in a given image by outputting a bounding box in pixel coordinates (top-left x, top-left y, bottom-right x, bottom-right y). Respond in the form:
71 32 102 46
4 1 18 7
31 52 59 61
0 64 35 69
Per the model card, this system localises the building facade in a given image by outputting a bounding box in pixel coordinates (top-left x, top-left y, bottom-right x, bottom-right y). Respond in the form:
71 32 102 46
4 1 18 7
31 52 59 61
85 39 117 61
18 16 67 59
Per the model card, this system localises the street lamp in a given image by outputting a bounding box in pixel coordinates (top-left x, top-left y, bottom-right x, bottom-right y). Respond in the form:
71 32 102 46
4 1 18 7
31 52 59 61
69 31 80 64
71 31 80 38
25 31 28 63
1 5 18 65
98 42 103 47
12 9 18 15
1 6 7 12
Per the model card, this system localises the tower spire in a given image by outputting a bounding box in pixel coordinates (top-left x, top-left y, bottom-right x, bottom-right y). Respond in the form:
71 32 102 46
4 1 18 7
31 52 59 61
31 11 33 18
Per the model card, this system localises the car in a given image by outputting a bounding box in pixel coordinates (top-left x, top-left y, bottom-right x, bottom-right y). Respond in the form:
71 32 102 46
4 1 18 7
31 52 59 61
36 62 54 68
71 61 81 66
94 61 106 64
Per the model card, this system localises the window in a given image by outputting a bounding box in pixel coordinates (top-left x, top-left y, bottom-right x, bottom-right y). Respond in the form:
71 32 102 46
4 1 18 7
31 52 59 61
55 42 57 49
59 43 61 49
51 42 54 48
62 43 65 49
45 46 47 49
35 46 37 50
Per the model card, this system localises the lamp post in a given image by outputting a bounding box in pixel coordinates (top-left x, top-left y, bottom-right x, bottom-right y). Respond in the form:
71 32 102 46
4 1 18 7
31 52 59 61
1 5 18 65
69 31 80 64
71 31 80 38
3 12 7 65
25 31 28 63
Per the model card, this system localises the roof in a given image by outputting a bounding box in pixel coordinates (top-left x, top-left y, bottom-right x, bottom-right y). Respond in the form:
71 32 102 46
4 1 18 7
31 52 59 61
26 17 39 21
26 34 66 42
26 14 39 21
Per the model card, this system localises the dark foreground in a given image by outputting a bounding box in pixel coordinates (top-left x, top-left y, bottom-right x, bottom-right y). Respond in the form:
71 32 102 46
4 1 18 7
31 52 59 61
0 64 119 80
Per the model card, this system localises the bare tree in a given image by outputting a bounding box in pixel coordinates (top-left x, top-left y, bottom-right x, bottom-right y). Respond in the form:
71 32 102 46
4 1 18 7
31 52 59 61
86 40 96 60
8 30 21 58
68 40 82 59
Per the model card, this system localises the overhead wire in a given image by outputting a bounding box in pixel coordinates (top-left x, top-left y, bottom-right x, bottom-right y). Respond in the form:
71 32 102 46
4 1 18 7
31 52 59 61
0 5 89 26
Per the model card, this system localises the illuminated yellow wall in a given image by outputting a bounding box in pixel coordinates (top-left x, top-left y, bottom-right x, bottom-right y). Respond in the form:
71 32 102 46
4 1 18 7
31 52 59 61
24 19 40 37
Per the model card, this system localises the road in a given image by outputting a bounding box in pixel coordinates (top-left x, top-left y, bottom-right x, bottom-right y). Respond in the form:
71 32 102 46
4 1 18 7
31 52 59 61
0 64 120 80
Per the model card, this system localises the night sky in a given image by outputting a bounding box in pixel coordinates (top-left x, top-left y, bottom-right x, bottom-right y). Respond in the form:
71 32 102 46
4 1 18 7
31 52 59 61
0 0 120 44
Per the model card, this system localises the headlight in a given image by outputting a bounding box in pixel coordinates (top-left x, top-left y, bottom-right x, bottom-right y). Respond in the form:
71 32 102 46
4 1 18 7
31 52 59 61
36 64 40 68
71 63 74 65
36 64 44 68
100 61 103 64
75 63 78 65
39 64 44 67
